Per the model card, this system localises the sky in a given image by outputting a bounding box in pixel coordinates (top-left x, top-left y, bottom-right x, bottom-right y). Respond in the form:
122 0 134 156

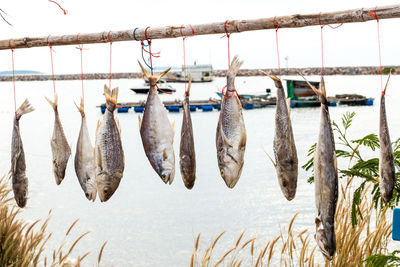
0 0 399 74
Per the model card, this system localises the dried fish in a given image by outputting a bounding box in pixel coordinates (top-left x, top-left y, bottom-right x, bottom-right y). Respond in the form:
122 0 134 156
267 74 298 201
74 98 97 201
216 56 247 188
95 85 124 202
301 75 337 260
11 99 34 208
379 73 395 203
138 62 175 184
180 77 196 189
45 94 71 185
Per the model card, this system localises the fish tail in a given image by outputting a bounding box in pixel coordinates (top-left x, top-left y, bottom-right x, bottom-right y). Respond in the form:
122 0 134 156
15 99 34 120
104 84 118 111
299 73 328 103
74 97 85 117
185 74 192 96
382 71 391 95
228 55 243 78
45 94 58 111
155 67 171 82
266 73 283 88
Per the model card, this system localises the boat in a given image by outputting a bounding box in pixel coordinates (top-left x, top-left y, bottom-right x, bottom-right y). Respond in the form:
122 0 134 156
284 79 373 107
164 63 214 82
131 79 176 94
215 89 271 99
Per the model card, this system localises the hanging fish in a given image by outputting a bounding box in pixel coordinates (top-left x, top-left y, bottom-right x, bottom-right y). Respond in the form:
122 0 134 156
301 74 337 260
266 74 298 201
95 85 124 202
74 98 97 201
180 77 196 189
379 73 395 203
45 94 71 185
138 61 175 184
11 99 34 208
216 56 247 188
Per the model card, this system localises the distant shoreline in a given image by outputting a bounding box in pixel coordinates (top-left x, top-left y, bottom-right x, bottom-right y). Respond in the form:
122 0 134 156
0 66 397 82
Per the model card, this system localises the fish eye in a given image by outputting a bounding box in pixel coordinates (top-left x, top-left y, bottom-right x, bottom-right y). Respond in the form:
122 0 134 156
220 169 225 177
161 174 166 180
282 180 287 187
103 187 110 194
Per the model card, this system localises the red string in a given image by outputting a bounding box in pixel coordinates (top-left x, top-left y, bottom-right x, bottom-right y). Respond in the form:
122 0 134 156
318 13 344 77
273 17 281 79
9 40 16 117
47 35 56 97
48 0 67 15
368 7 383 92
76 33 87 102
221 20 231 68
180 24 195 95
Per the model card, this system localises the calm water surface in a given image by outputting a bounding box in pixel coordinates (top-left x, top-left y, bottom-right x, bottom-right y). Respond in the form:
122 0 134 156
0 75 398 266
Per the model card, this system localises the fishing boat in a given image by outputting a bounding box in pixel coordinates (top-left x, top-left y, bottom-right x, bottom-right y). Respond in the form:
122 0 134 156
131 79 176 94
285 79 374 107
215 89 271 99
164 63 214 82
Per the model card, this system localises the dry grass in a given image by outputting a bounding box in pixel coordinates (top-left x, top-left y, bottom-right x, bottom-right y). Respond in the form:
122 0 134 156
0 174 107 266
191 177 392 266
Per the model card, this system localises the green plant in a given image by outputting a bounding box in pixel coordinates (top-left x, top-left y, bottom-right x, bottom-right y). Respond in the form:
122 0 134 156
302 111 400 226
364 250 400 266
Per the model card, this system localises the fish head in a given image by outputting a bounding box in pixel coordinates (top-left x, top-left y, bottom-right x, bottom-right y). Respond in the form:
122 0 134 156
277 167 297 201
85 179 97 202
219 153 244 189
315 225 336 260
12 181 28 208
159 158 175 184
96 171 122 202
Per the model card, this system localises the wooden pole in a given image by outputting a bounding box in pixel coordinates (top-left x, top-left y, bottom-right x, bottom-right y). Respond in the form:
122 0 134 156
2 4 400 50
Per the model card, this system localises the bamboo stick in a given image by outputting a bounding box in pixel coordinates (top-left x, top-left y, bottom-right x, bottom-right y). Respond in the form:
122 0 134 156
2 4 400 50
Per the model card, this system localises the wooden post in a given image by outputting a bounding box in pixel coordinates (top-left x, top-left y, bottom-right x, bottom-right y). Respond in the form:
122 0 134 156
1 4 400 50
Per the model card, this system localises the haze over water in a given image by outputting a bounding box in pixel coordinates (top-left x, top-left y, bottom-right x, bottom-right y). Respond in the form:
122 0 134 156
0 75 398 266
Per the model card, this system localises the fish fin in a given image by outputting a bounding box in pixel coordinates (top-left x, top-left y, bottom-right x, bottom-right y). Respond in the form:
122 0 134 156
115 117 122 136
185 74 192 96
74 97 85 117
219 122 232 148
137 60 150 80
45 94 58 111
228 55 244 78
299 73 328 102
319 76 327 98
156 67 171 82
263 148 277 168
15 99 34 120
163 148 168 160
138 115 142 130
238 131 247 151
286 98 291 117
382 71 391 95
104 85 118 112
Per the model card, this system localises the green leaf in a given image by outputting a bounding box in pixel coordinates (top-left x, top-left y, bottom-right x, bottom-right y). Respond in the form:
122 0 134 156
352 134 380 151
307 176 314 184
364 250 400 267
341 111 356 131
336 149 352 158
351 181 366 226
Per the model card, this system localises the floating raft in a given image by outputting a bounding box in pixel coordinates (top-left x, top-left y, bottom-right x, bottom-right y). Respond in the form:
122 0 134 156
99 94 373 113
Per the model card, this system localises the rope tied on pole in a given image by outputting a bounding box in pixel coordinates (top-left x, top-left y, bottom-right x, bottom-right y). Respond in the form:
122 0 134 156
180 24 195 95
368 7 384 92
9 39 16 117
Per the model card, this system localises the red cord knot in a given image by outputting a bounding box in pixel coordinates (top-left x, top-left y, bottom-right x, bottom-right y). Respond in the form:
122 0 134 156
273 16 279 32
221 85 238 98
368 7 379 22
9 39 14 52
